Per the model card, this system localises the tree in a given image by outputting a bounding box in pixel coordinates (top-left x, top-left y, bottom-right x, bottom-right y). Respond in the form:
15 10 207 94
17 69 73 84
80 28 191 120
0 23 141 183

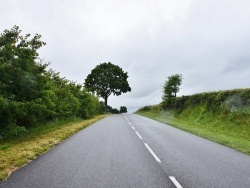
110 108 120 114
120 106 127 113
0 25 48 102
0 25 48 135
84 62 131 112
0 26 104 138
162 74 182 104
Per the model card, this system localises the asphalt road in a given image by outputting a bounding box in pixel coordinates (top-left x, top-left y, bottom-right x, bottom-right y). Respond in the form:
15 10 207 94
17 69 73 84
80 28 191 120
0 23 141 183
1 114 250 188
126 114 250 188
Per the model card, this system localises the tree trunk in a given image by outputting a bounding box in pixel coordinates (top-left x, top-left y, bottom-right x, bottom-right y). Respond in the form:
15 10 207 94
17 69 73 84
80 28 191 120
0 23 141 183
104 96 108 113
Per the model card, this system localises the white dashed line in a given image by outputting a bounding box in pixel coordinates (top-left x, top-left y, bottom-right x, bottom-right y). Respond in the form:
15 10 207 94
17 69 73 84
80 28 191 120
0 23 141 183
135 131 143 140
124 115 182 188
169 176 183 188
124 115 129 121
144 143 161 163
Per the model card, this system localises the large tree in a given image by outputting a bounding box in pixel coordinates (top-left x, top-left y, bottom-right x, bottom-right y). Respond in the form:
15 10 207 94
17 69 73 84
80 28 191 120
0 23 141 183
84 62 131 112
162 74 182 103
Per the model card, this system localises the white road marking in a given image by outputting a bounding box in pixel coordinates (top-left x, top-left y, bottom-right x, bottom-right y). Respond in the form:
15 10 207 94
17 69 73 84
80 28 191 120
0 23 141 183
124 115 129 121
126 114 182 187
124 115 132 125
135 131 143 140
144 143 161 163
124 115 182 188
169 176 183 188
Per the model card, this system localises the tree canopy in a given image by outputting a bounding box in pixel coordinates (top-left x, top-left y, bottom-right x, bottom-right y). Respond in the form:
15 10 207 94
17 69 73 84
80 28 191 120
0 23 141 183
162 74 182 104
120 106 127 113
0 26 103 138
84 62 131 112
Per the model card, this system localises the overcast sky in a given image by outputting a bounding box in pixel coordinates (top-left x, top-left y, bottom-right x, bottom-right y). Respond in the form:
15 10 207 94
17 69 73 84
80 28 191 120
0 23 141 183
1 0 250 112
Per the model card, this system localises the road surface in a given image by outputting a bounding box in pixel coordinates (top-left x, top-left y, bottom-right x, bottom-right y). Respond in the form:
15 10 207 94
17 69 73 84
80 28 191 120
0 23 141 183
1 114 250 188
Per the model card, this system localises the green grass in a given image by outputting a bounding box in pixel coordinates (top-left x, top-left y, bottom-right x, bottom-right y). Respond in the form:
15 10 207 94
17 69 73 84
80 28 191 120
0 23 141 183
136 106 250 155
0 114 108 181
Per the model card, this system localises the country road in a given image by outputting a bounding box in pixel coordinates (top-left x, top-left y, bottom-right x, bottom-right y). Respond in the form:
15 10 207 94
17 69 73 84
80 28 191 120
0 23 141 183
1 114 250 188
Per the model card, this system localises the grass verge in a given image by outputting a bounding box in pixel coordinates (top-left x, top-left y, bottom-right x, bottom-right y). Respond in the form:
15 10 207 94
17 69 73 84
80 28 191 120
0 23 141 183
137 110 250 155
0 114 108 181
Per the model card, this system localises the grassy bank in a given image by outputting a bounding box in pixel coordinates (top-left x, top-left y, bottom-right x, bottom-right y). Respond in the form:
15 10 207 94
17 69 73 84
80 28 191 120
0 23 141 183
136 89 250 155
0 114 108 181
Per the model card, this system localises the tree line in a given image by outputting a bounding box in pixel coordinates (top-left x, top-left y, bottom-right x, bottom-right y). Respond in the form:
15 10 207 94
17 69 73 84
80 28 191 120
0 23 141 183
0 26 130 138
0 27 109 138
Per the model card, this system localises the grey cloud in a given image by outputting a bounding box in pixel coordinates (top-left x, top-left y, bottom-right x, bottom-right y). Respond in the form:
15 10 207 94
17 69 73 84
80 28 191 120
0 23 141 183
1 0 250 113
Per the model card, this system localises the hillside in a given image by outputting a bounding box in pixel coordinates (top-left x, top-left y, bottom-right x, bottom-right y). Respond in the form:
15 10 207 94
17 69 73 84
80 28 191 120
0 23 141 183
136 88 250 154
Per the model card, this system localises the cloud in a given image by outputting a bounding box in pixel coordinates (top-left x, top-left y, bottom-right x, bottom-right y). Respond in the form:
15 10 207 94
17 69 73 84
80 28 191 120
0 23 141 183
1 0 250 113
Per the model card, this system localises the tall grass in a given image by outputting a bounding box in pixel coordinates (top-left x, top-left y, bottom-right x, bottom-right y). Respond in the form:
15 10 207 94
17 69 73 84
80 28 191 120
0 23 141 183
136 88 250 155
0 114 108 181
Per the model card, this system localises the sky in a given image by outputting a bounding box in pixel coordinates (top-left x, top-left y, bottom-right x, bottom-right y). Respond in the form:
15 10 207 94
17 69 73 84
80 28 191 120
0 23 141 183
1 0 250 113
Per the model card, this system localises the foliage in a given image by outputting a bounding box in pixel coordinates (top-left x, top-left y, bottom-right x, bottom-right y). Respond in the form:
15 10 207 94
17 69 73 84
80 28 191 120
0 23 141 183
120 106 127 113
84 62 131 112
136 88 250 155
162 74 182 105
0 26 103 138
142 88 250 126
110 108 120 114
164 88 250 114
0 114 108 181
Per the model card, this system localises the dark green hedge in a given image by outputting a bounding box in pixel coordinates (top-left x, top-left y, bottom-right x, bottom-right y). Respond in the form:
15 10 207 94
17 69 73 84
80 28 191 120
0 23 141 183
164 88 250 113
0 26 103 138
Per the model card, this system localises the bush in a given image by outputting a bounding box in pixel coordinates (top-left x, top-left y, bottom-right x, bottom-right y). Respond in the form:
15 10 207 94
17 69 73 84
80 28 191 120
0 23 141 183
162 88 250 114
0 26 103 138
